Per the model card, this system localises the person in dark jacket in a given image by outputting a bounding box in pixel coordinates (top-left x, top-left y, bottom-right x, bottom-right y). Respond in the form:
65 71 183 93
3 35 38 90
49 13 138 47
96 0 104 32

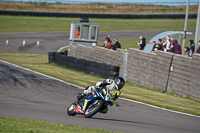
137 35 146 50
112 39 121 51
105 37 113 49
196 40 200 54
169 40 182 54
188 40 195 57
152 41 162 53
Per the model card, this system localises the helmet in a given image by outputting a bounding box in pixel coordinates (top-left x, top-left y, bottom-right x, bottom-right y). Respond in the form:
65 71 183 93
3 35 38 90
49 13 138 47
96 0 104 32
114 77 125 90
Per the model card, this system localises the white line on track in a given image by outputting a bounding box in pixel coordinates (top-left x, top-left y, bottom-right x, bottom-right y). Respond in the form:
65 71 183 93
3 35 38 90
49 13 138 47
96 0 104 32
57 46 68 52
0 59 200 118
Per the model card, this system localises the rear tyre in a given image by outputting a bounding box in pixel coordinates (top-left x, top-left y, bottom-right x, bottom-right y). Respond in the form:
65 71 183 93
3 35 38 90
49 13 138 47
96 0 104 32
84 100 104 118
67 103 76 116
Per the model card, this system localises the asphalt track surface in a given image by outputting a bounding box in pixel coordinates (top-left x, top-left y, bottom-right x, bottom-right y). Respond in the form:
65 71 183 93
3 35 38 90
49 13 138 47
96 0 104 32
0 31 195 54
0 60 200 133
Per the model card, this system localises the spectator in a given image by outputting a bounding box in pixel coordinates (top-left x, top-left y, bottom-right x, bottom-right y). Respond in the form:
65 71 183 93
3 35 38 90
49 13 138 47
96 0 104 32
105 37 113 49
76 27 80 39
112 39 121 51
163 35 170 52
137 35 146 50
184 46 190 56
102 41 108 48
196 40 200 54
188 40 195 57
158 39 163 49
152 41 162 53
169 40 182 54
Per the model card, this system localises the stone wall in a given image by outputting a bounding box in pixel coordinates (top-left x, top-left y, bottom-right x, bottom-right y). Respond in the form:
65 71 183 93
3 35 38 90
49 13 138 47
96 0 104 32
167 55 192 96
68 44 125 76
68 45 200 100
126 48 173 91
189 54 200 100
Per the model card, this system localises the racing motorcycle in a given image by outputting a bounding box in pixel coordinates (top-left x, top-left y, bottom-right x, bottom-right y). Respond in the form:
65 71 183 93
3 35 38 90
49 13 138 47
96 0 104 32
67 86 112 118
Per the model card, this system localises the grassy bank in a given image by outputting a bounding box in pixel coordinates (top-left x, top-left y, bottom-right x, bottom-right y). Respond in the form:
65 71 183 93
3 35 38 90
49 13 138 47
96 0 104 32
0 2 198 14
0 15 197 33
0 51 199 116
0 117 118 133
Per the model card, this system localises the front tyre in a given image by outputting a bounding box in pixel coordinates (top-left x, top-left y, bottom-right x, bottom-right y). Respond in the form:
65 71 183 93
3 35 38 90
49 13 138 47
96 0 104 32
84 100 104 118
67 103 76 116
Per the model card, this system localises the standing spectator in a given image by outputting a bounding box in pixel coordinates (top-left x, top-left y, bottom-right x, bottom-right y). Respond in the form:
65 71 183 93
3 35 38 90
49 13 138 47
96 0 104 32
188 40 195 57
137 35 146 50
76 27 80 39
169 40 182 54
196 40 200 54
163 35 171 52
158 39 163 49
184 46 190 56
102 41 108 48
112 39 121 51
105 37 113 49
152 41 162 53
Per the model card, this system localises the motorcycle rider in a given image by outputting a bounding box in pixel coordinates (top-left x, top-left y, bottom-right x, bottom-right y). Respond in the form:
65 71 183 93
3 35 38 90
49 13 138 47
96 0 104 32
77 76 125 113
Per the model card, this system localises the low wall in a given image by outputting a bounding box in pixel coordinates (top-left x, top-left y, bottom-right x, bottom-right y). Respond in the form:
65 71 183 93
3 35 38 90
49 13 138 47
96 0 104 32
126 49 173 91
68 44 125 77
48 52 119 79
188 54 200 99
67 45 200 100
167 55 192 96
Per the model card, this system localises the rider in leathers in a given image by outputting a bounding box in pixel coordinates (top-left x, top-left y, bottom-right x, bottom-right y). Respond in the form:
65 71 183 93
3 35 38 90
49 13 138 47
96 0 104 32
77 77 125 113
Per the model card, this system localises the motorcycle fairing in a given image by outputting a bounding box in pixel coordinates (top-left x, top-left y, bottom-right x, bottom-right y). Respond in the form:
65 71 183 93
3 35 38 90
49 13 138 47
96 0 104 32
76 87 108 113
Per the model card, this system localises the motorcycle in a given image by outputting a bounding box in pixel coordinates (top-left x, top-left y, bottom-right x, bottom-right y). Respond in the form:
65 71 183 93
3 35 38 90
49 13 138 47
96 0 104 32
67 86 112 118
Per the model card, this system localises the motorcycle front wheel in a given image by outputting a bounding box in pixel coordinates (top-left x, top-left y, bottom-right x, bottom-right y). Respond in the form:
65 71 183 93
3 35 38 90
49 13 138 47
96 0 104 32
67 103 76 116
84 100 104 118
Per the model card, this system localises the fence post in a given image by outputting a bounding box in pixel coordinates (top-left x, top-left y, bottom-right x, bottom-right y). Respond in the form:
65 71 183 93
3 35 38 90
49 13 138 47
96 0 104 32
165 54 174 92
122 51 128 81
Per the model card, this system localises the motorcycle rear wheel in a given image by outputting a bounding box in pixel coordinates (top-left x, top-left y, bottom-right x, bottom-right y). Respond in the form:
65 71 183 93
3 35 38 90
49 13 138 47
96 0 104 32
84 100 104 118
67 103 76 116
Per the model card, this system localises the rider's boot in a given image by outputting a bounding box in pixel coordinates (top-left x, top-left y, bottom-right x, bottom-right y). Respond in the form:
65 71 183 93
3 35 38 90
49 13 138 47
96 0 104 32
100 108 108 114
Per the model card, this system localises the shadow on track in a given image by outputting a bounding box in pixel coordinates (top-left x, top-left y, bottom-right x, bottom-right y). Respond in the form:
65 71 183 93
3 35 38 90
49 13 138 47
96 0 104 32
91 117 159 126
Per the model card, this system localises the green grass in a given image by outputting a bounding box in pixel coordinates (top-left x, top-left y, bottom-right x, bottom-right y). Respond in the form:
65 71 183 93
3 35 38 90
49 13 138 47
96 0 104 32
0 51 200 116
0 116 118 133
0 15 197 33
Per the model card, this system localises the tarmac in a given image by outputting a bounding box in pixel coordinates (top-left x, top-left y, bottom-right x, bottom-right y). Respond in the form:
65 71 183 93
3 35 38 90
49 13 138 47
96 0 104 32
1 31 195 54
0 60 200 133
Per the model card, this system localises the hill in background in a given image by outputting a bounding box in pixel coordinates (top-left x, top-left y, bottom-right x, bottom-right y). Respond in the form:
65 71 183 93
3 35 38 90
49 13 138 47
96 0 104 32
0 2 198 14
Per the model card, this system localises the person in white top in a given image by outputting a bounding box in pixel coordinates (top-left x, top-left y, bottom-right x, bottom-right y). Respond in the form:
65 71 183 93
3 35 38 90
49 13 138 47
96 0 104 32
163 35 171 52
